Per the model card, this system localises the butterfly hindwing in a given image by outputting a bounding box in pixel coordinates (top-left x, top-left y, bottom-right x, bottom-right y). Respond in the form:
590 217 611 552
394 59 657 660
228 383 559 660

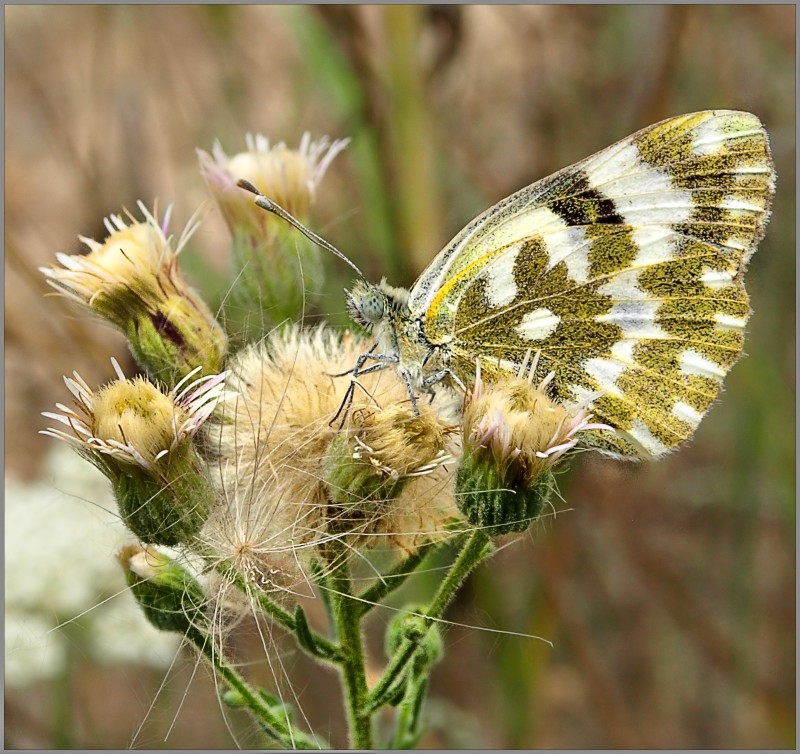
415 110 775 459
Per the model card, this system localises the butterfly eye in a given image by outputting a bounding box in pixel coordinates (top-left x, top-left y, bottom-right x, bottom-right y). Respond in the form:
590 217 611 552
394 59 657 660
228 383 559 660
359 291 386 323
345 282 387 331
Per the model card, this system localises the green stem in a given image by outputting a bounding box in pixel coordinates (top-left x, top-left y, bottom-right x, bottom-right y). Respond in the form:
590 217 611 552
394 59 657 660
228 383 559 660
187 628 322 749
330 555 374 748
390 676 429 749
357 540 439 618
384 4 446 275
367 529 492 712
51 639 76 748
217 563 342 663
312 559 337 637
369 636 418 713
427 529 492 617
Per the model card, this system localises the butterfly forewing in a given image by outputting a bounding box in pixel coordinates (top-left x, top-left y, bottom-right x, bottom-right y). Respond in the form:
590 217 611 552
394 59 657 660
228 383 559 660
415 111 775 459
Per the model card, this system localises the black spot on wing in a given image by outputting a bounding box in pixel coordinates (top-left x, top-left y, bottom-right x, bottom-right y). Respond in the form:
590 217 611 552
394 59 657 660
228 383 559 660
547 171 625 227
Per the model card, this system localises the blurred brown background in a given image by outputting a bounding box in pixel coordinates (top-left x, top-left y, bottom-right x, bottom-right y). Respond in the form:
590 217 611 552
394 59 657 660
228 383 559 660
5 5 795 749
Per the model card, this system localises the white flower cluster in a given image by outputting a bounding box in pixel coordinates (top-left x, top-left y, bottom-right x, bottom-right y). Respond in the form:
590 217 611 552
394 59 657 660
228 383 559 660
5 444 180 687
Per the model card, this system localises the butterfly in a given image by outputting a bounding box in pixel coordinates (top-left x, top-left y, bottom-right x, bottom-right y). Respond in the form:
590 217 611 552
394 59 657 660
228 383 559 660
240 110 776 460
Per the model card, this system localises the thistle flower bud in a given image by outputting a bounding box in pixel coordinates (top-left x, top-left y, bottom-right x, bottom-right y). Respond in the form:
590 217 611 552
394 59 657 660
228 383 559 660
117 544 207 636
40 203 227 384
322 401 455 549
386 606 443 675
322 402 451 514
198 133 349 333
457 357 613 535
42 360 233 546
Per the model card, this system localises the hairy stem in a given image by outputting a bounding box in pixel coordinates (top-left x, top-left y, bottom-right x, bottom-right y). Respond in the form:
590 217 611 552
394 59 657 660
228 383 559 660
356 539 440 617
367 528 493 711
187 628 323 749
329 555 374 748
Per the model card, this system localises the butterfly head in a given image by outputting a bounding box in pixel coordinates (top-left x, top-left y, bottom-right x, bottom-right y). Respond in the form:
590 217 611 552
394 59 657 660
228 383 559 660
345 278 409 334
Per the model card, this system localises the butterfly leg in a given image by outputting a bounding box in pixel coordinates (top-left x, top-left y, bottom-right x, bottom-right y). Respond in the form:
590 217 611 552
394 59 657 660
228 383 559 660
326 342 378 379
399 367 420 415
421 368 467 394
329 350 401 427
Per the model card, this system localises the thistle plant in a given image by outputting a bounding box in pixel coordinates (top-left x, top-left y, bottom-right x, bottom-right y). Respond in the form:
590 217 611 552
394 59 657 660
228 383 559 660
40 203 227 384
198 133 349 340
40 132 621 749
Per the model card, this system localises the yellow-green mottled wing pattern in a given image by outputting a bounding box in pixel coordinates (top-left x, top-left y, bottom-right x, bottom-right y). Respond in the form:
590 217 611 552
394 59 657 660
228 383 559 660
412 111 775 459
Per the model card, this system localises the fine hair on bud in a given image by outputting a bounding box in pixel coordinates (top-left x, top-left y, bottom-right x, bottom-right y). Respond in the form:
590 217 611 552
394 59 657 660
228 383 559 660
457 357 612 535
202 325 464 603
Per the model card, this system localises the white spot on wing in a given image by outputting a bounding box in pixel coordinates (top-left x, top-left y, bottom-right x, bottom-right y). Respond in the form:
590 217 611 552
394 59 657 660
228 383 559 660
515 308 560 341
610 339 636 364
596 299 668 339
568 383 604 408
583 357 626 397
700 269 735 288
493 206 566 250
522 206 570 234
691 114 763 156
713 312 747 330
720 196 764 212
497 358 520 374
679 349 726 379
582 142 642 186
631 226 680 266
612 192 694 225
582 143 693 225
625 419 670 457
672 401 704 427
485 245 520 307
544 226 590 283
731 165 772 175
727 237 751 253
597 269 646 300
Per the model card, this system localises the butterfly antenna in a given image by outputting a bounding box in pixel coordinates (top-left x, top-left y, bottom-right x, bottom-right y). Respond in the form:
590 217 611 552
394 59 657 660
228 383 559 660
237 178 365 279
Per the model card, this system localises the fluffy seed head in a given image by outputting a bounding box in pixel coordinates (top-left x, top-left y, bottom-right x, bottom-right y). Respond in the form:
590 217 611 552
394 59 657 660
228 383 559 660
202 325 463 598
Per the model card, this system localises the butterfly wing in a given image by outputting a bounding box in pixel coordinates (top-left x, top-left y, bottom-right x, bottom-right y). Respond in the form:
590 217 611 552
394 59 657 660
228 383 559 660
410 111 775 459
